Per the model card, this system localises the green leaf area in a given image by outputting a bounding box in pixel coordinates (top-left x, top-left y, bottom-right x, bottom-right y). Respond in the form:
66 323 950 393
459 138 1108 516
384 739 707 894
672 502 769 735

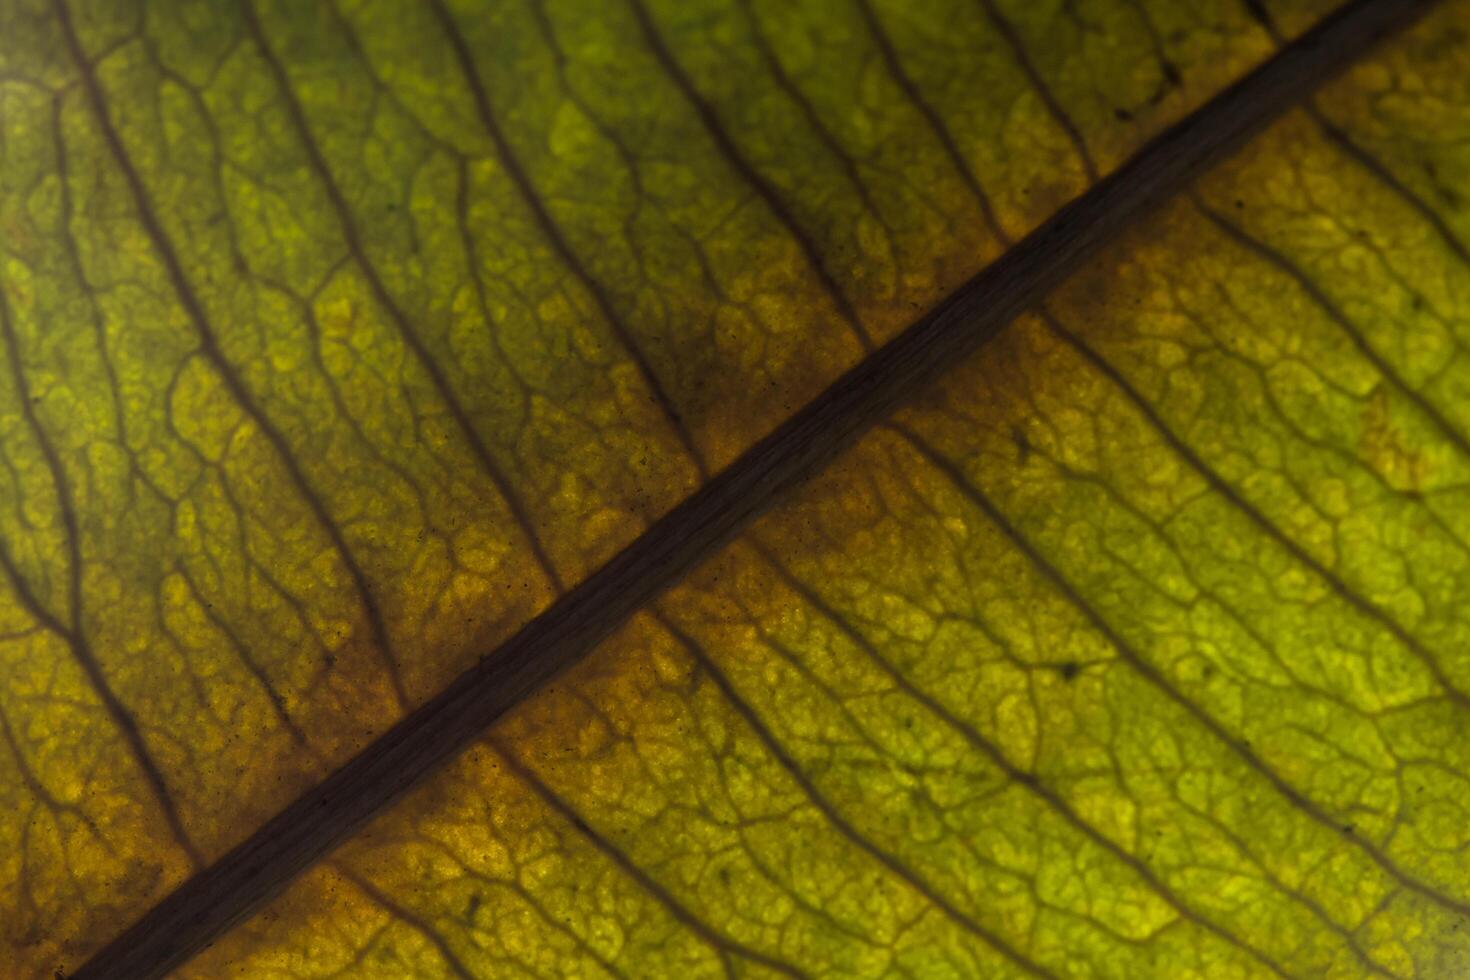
4 0 1468 976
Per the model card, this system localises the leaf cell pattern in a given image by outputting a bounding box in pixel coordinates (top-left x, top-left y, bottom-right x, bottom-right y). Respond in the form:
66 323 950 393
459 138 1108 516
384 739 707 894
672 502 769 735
0 0 1454 976
171 3 1470 979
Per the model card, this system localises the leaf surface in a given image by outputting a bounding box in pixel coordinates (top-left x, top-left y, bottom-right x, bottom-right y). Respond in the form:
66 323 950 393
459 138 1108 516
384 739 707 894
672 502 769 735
176 4 1470 977
0 0 1457 976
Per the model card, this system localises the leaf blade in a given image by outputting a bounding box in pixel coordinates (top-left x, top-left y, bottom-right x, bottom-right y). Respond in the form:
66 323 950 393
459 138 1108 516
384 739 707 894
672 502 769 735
185 7 1470 973
55 1 1440 975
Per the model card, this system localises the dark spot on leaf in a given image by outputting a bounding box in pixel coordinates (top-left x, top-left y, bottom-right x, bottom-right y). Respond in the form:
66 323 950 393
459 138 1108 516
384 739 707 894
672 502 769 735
1012 425 1031 463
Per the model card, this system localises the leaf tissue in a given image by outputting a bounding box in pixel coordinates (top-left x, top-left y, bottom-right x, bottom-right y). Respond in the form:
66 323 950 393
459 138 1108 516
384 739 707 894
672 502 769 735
0 0 1466 976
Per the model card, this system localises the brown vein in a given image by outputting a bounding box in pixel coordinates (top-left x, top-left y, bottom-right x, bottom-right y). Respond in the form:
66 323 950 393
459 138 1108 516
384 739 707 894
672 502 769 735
655 610 1064 979
889 420 1470 922
1242 0 1470 268
0 286 202 867
0 690 105 845
53 0 411 713
172 561 311 751
1039 307 1470 712
623 0 876 353
972 0 1100 181
487 738 812 980
1315 110 1470 268
1198 200 1470 464
330 862 475 980
745 544 1310 978
425 0 711 479
735 0 894 236
238 0 565 596
853 0 1010 244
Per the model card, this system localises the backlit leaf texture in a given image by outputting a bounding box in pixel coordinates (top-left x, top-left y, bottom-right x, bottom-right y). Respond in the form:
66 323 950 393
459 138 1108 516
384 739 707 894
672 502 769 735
0 0 1463 976
182 4 1470 978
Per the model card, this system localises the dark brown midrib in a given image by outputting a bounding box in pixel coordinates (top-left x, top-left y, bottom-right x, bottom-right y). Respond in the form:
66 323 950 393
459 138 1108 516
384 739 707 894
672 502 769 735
72 1 1436 975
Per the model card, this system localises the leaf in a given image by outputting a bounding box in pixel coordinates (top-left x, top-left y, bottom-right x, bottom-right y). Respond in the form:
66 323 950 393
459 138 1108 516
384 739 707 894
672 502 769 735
161 6 1470 976
0 0 1458 976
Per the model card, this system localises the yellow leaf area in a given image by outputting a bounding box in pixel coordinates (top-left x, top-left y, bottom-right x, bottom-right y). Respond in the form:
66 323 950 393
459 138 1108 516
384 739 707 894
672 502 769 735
179 5 1470 979
0 0 1333 970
